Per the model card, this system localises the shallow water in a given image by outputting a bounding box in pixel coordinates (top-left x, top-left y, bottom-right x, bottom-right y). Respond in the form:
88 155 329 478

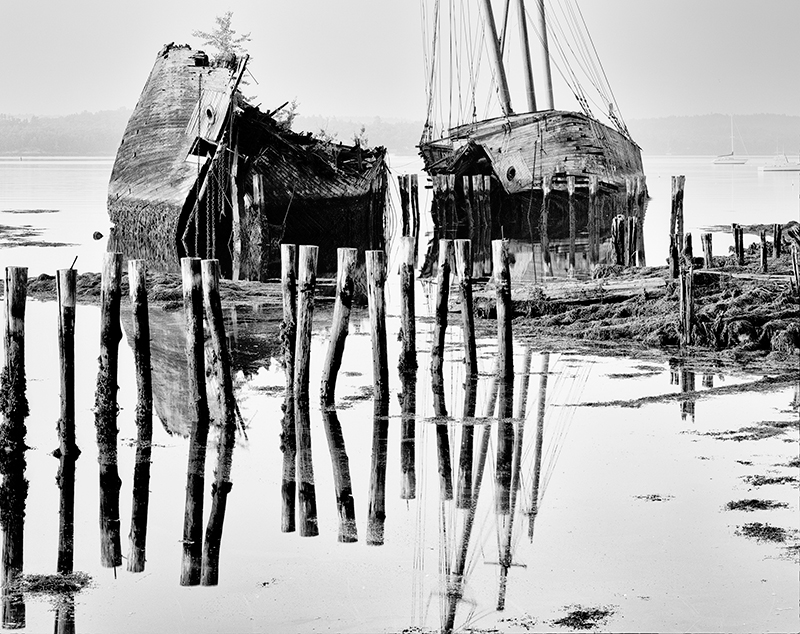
0 156 797 632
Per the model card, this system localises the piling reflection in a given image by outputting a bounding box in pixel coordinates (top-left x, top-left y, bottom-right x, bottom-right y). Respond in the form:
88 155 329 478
669 358 697 422
322 406 357 543
367 398 389 546
455 377 477 509
432 367 454 501
399 370 417 500
53 595 75 634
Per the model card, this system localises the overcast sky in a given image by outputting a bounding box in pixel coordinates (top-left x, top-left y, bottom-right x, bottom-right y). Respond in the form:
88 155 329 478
1 0 798 121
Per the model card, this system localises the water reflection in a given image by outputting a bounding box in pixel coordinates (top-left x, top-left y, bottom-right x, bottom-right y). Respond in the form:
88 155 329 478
669 358 697 422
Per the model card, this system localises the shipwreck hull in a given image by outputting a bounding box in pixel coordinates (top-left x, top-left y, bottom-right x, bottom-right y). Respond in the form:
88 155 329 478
419 110 647 279
108 43 388 280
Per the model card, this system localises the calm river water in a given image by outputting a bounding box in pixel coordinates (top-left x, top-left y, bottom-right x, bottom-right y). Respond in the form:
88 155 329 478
0 155 797 633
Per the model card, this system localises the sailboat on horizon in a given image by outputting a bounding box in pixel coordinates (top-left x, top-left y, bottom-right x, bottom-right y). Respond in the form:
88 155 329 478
713 115 748 164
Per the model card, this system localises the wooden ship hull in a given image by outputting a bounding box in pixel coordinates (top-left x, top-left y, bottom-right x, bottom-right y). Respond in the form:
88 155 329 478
108 44 388 280
419 110 647 279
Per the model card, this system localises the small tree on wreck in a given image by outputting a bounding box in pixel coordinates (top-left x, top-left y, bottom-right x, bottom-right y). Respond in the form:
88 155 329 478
192 11 251 59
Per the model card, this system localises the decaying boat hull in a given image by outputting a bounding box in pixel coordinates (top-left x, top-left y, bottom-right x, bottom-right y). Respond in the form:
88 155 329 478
108 44 388 279
419 111 647 279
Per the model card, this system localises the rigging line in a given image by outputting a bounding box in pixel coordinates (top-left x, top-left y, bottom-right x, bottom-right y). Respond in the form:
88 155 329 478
573 0 629 131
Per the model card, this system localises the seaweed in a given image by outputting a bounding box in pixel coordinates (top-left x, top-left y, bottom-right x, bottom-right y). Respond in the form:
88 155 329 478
551 605 615 630
725 499 789 511
736 522 788 543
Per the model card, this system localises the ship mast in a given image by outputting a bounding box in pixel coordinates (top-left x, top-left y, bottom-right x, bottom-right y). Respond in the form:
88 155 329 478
516 0 537 112
479 0 514 116
534 0 554 110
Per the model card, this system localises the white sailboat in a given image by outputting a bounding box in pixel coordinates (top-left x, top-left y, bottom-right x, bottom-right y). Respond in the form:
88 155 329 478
760 153 800 172
713 115 747 164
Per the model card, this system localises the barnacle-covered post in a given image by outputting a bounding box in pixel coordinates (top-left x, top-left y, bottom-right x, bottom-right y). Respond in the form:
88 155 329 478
94 252 123 569
1 266 28 628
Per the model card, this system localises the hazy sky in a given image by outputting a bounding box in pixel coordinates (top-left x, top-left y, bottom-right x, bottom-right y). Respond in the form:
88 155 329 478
1 0 798 121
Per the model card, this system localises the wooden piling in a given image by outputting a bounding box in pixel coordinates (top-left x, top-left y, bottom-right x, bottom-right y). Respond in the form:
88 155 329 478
1 267 28 629
94 253 123 569
587 175 599 267
567 176 577 276
540 175 552 276
201 259 239 585
56 269 78 575
760 230 768 273
127 260 153 573
611 215 626 266
295 245 319 538
679 262 694 347
398 236 417 376
683 233 693 265
735 224 745 266
670 176 685 277
180 258 210 585
366 250 391 543
453 239 477 377
280 245 297 533
791 244 800 296
411 174 420 263
399 174 411 237
701 233 713 268
773 223 782 258
320 248 358 407
431 239 452 378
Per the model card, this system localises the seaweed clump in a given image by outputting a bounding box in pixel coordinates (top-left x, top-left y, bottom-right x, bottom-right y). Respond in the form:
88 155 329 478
551 605 615 630
736 522 788 543
725 499 789 511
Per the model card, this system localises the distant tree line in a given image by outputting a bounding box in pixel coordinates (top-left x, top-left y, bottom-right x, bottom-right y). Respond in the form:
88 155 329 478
0 110 131 156
1 110 797 158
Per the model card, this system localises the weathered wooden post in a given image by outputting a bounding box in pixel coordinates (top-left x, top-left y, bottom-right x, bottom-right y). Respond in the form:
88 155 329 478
1 267 28 629
635 175 647 267
587 175 599 267
295 245 319 538
322 407 357 543
760 230 768 273
320 248 358 406
611 214 626 266
567 175 577 276
454 239 477 377
736 224 745 266
411 173 421 263
431 239 453 378
398 236 417 376
127 260 153 573
540 174 552 276
679 261 694 347
669 176 685 277
94 253 123 569
280 244 297 533
701 233 713 268
366 250 389 544
683 233 693 266
399 174 411 237
792 244 800 297
201 259 239 585
180 258 210 585
773 223 782 258
56 268 78 575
